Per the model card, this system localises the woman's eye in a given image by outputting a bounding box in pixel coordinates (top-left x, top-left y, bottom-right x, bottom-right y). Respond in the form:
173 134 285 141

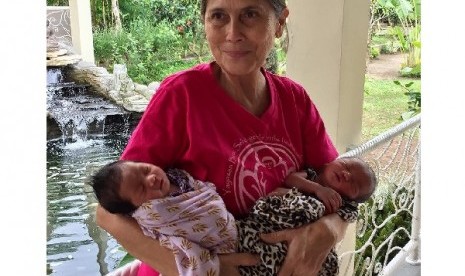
211 13 221 19
241 10 259 21
210 12 226 21
244 11 258 18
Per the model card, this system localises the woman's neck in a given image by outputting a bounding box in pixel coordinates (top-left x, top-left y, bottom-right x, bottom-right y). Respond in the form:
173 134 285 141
214 64 270 116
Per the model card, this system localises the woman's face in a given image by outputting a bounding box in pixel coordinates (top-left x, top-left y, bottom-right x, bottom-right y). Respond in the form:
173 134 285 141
203 0 288 76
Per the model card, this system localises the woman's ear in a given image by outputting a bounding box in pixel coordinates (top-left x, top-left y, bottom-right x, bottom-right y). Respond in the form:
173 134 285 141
275 8 289 38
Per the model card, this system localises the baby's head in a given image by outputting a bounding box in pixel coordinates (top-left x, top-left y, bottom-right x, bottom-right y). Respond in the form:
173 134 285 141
318 157 377 203
90 160 170 214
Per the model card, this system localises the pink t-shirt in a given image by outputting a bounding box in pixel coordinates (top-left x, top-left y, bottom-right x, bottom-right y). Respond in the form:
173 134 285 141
120 62 338 275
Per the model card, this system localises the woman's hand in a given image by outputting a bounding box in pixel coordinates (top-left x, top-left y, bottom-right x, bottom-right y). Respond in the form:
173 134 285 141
219 252 260 276
267 187 291 197
260 213 348 276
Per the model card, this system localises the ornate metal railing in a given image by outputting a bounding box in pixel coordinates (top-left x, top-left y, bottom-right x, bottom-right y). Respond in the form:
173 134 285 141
338 114 421 276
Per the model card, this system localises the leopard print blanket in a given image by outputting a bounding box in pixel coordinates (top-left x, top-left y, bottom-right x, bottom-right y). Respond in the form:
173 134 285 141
236 188 358 276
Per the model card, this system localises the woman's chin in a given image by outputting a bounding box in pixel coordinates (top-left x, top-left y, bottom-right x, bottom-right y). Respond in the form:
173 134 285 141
217 59 260 76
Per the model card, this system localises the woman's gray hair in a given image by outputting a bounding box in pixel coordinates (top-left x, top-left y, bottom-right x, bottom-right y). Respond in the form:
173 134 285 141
200 0 287 18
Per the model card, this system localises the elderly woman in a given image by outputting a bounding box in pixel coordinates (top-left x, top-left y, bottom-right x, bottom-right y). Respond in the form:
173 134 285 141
96 0 350 275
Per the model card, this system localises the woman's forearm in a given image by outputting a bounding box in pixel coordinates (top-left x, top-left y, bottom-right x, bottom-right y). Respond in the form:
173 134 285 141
95 205 178 276
317 213 349 243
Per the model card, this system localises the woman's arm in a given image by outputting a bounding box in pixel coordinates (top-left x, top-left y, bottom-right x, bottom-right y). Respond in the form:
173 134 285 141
97 205 260 276
96 205 179 276
260 213 348 276
285 172 342 214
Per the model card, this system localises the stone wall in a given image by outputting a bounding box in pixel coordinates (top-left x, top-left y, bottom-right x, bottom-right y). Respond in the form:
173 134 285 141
67 61 159 113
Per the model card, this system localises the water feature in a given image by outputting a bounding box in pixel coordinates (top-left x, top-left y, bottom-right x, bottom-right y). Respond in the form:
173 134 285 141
47 68 136 142
47 137 127 276
46 67 140 275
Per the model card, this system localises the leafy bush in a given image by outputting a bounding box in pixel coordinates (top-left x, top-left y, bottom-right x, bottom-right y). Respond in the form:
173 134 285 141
369 46 381 59
91 0 210 83
393 80 421 120
94 19 202 83
371 32 402 55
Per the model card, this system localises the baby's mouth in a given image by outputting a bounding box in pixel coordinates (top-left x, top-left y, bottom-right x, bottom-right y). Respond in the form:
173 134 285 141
334 172 341 183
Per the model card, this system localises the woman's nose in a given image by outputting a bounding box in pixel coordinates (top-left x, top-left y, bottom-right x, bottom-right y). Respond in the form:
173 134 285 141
226 18 244 42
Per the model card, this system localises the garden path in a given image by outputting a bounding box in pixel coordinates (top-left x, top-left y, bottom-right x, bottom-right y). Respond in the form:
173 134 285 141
366 52 407 79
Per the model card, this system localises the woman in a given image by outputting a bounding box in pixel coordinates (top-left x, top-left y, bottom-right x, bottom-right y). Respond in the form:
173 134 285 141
96 0 350 275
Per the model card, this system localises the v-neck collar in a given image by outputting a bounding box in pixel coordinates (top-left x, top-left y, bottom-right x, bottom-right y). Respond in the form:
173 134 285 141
207 62 276 122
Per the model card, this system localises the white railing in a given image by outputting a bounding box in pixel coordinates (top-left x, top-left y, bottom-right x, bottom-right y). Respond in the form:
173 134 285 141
338 114 421 276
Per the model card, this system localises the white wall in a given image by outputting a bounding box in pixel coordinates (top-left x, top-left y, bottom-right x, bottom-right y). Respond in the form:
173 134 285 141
286 1 371 275
286 0 370 154
69 0 95 64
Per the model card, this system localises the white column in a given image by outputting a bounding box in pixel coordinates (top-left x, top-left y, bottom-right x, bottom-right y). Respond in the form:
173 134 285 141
286 1 370 275
69 0 95 63
286 0 370 153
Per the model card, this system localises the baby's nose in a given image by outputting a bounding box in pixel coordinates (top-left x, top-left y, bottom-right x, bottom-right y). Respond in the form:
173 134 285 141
146 174 157 185
342 170 351 181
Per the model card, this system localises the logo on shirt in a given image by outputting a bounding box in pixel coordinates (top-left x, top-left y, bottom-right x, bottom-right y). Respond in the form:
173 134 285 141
226 136 299 214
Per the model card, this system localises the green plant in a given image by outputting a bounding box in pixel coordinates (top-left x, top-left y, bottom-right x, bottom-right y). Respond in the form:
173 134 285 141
92 0 211 83
362 78 420 140
265 47 278 74
46 0 68 5
354 182 413 275
369 33 401 55
385 0 421 75
393 80 421 120
118 251 136 267
93 19 201 83
370 46 381 59
367 0 421 77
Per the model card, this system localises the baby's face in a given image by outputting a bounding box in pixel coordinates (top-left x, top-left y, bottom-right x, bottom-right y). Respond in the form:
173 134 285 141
118 161 171 207
318 158 371 201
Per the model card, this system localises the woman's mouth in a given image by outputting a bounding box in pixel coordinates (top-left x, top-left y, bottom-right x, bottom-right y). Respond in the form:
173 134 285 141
224 50 250 58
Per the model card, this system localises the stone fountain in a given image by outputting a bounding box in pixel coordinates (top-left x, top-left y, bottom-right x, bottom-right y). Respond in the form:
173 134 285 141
46 17 160 142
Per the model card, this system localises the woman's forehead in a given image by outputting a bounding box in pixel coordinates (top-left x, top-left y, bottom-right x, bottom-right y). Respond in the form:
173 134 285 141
205 0 270 10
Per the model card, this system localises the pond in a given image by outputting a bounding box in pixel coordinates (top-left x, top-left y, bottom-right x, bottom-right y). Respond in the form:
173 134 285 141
46 135 130 276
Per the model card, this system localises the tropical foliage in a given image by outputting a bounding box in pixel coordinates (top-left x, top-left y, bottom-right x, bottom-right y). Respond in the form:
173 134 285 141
368 0 421 78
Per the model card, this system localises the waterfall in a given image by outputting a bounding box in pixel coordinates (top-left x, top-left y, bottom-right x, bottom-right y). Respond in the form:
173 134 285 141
47 67 130 144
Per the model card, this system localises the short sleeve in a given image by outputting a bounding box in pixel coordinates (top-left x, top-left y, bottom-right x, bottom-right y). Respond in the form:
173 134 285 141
120 77 189 167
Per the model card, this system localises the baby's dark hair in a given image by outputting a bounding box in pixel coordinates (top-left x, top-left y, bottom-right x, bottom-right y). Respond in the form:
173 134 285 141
90 160 137 214
342 156 378 203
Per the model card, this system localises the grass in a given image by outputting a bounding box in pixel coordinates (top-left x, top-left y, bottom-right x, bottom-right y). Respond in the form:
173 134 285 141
361 77 421 142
